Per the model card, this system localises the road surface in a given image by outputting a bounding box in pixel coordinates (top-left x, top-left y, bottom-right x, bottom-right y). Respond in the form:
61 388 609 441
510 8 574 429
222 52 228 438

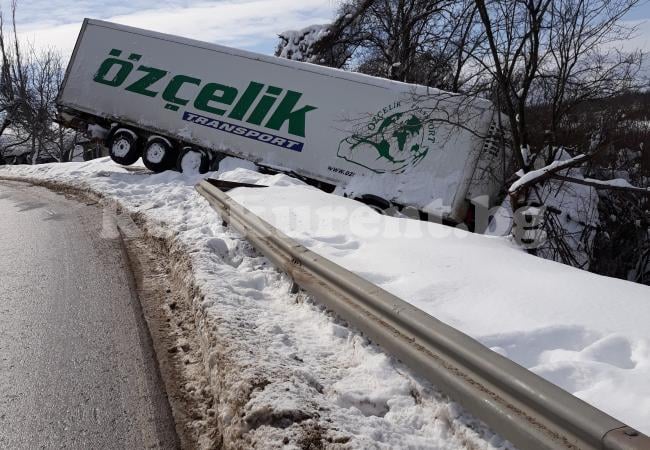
0 180 179 449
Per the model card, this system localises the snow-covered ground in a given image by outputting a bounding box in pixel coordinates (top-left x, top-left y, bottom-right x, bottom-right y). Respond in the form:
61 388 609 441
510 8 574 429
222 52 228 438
220 161 650 434
0 158 512 449
2 156 650 438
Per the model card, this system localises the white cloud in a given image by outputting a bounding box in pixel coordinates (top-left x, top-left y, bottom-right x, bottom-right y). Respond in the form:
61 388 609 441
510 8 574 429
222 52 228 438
12 0 335 57
11 1 648 74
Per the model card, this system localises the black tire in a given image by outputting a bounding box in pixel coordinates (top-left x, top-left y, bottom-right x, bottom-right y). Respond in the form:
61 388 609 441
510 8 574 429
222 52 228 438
177 147 210 174
355 194 392 215
142 137 177 173
209 151 227 171
108 128 141 165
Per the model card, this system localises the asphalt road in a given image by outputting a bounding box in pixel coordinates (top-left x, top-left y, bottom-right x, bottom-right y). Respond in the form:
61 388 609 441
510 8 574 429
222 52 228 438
0 180 179 449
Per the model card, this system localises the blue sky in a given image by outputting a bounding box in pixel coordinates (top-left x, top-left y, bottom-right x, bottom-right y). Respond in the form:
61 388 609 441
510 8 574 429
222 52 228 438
627 1 650 19
2 0 649 57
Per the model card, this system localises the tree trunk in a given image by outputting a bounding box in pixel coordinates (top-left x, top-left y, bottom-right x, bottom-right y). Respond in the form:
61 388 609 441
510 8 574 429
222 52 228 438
30 134 37 165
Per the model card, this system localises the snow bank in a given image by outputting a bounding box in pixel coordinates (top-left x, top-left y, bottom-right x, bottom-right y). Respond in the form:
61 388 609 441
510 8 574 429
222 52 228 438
220 167 650 434
0 158 511 449
4 156 649 437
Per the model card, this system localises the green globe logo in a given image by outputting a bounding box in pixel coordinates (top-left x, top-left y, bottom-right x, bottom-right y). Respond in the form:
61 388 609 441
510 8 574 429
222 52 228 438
337 109 433 174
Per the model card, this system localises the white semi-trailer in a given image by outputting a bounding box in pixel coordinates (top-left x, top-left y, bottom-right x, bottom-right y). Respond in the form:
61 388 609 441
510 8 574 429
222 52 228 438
57 19 509 227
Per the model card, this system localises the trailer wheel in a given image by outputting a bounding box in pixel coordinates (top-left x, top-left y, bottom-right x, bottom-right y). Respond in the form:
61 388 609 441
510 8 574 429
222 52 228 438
142 137 176 173
108 128 140 165
355 194 392 215
209 151 227 171
177 147 210 174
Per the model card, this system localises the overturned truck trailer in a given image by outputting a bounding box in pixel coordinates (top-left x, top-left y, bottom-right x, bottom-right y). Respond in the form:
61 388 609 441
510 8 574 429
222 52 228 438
57 19 509 227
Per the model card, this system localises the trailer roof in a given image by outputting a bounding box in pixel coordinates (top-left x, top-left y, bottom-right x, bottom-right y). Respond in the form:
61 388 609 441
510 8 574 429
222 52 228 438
80 18 493 110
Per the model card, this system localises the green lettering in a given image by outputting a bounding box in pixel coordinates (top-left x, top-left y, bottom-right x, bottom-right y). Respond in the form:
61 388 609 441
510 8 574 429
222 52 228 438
162 75 201 105
94 54 133 87
265 91 316 137
247 86 282 125
125 66 168 97
194 83 238 116
228 82 263 120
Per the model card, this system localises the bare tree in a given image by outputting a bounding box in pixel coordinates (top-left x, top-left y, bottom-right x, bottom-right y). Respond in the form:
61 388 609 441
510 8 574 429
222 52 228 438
23 48 73 163
474 0 553 170
274 0 649 282
442 1 488 93
276 0 487 90
0 1 75 164
534 0 643 154
275 0 375 68
355 0 454 83
474 0 645 169
0 1 29 145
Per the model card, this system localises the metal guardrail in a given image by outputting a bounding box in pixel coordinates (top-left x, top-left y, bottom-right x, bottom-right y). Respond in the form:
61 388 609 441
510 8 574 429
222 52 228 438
196 179 650 450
